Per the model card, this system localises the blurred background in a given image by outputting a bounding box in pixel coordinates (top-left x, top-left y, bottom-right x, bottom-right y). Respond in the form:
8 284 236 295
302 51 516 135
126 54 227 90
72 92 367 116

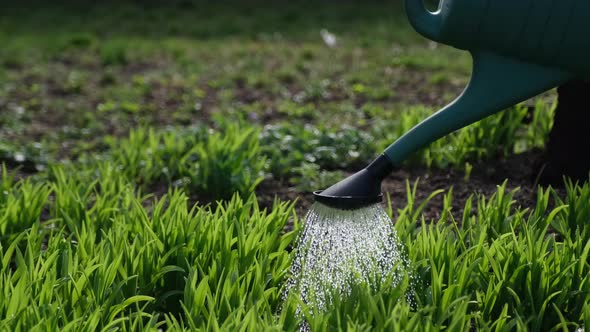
0 0 468 166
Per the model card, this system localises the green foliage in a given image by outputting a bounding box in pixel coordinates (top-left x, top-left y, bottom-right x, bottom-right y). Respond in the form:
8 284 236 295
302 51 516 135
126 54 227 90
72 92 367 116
0 166 51 243
290 163 345 192
275 179 590 331
550 178 590 242
101 126 204 186
0 0 475 176
180 124 266 200
0 166 297 330
260 123 376 180
385 180 590 331
257 100 555 182
100 41 129 66
517 99 556 153
101 123 265 200
375 102 554 168
3 161 590 329
0 1 586 330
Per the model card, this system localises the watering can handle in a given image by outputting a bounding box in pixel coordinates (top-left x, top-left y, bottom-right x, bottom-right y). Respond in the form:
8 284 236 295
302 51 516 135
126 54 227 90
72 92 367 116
405 0 443 42
383 51 573 165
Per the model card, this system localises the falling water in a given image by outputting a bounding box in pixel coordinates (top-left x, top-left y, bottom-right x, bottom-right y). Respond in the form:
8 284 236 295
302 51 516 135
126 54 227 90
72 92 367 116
284 202 410 314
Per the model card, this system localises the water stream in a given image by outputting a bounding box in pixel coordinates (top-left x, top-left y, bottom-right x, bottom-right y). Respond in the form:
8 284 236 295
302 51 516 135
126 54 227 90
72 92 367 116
284 202 410 314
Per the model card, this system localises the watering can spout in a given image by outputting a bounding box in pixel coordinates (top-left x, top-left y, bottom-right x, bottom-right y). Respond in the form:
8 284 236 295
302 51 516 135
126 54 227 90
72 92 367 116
313 154 394 210
404 0 443 42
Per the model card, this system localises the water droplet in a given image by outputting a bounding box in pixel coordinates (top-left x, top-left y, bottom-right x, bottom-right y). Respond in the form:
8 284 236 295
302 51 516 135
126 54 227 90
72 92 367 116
284 203 412 317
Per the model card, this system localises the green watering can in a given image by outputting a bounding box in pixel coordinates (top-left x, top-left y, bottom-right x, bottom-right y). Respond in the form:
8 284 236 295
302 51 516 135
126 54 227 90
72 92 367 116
314 0 585 209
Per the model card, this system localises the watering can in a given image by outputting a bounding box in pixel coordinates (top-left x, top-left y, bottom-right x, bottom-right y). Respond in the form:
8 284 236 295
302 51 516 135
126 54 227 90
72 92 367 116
314 0 587 209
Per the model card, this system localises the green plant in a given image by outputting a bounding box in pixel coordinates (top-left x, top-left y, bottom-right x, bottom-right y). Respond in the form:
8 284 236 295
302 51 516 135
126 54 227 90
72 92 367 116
375 102 553 169
100 122 265 200
517 99 556 153
102 126 201 186
180 123 266 200
0 166 51 245
260 123 377 180
388 180 590 330
1 1 587 329
550 178 590 242
3 158 590 330
0 166 298 330
291 162 345 192
100 42 129 66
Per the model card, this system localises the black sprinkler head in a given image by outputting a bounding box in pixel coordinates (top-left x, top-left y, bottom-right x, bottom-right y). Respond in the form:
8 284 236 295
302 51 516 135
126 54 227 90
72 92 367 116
313 154 395 210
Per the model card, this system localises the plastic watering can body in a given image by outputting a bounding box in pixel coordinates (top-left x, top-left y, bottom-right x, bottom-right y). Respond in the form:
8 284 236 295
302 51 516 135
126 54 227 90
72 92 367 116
407 0 590 76
382 0 586 165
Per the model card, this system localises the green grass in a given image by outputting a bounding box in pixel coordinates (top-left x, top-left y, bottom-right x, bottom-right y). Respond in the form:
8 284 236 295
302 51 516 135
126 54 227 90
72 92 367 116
97 122 265 200
0 0 585 330
374 99 555 169
1 165 297 330
2 166 590 330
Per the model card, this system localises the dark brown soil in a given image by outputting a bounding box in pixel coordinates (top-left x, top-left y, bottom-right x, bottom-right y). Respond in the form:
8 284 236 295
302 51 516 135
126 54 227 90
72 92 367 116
382 150 542 222
257 150 550 222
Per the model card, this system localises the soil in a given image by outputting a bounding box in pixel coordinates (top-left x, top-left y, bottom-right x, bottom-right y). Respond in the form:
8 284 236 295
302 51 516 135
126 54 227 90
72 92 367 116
257 150 556 224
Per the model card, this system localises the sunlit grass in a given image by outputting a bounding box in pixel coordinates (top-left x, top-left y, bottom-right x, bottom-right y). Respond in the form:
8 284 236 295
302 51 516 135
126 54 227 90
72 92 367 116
374 99 555 169
2 160 590 330
1 165 297 330
0 1 587 330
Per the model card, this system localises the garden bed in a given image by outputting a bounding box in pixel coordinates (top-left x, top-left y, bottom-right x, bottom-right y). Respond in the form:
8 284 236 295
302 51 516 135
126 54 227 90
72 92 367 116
2 1 590 330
